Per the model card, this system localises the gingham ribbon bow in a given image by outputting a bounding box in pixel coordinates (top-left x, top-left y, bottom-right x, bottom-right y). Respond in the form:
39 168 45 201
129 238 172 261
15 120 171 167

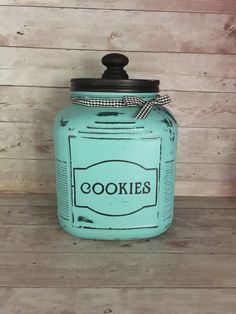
71 94 171 119
123 95 171 119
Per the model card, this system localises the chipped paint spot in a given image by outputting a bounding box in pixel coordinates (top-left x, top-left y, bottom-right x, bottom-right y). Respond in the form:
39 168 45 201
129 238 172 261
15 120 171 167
78 216 94 223
162 118 175 141
60 117 68 127
162 118 173 128
16 31 24 35
97 112 124 116
164 222 171 229
171 131 175 141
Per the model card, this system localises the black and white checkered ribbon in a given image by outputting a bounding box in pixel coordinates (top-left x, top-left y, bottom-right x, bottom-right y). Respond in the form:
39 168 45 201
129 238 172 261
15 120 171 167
71 94 171 119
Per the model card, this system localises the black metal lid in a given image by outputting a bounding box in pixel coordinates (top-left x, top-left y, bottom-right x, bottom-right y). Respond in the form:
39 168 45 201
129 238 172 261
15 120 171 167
71 53 159 93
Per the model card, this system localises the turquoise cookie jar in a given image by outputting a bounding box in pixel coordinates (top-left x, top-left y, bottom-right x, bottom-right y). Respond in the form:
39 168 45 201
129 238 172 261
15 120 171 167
53 53 178 240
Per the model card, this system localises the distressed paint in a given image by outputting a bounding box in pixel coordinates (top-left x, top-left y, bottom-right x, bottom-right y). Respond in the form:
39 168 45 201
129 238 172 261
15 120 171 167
53 91 177 240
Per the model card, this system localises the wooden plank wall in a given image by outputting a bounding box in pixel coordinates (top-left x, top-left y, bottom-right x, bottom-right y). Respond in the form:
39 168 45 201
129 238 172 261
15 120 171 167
0 0 235 196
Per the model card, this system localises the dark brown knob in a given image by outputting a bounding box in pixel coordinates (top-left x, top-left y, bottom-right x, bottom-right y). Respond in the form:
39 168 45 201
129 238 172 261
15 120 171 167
102 53 129 79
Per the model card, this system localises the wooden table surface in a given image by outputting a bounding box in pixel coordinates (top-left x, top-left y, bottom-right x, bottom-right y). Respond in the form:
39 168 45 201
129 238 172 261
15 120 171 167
0 194 235 314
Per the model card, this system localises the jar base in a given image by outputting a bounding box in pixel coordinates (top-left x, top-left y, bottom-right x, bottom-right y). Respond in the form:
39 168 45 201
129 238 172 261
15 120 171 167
58 217 172 241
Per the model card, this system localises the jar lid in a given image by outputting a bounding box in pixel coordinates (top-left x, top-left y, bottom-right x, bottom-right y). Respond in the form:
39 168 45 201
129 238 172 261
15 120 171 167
71 53 159 93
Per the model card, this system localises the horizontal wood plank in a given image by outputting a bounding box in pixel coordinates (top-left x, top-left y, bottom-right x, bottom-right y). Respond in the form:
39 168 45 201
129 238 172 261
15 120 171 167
1 0 236 14
0 193 235 208
0 159 236 195
0 123 54 160
174 196 236 209
175 181 236 197
0 288 236 314
0 205 57 225
0 208 235 253
0 123 235 163
176 163 236 182
0 48 235 92
0 193 57 206
0 7 236 53
0 252 235 287
3 224 236 254
0 159 56 193
1 86 236 128
1 206 236 227
0 86 69 124
177 128 236 163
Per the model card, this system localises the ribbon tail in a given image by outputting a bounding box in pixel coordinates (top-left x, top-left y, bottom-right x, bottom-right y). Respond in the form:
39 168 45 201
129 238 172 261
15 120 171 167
156 94 171 106
135 94 171 119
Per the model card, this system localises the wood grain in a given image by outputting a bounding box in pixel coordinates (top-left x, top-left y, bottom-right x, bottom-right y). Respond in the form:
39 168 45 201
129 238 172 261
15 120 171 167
0 193 57 206
0 196 235 313
174 196 236 209
0 195 235 255
0 287 236 314
0 209 235 253
175 181 236 197
1 86 235 128
0 86 69 123
0 193 235 208
1 206 235 226
1 0 236 14
176 163 236 182
0 123 235 163
0 7 236 53
0 252 235 287
177 128 236 164
0 205 57 225
0 159 235 195
0 48 235 92
0 159 56 193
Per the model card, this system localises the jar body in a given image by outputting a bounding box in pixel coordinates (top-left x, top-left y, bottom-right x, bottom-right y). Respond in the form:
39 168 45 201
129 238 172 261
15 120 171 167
53 92 178 240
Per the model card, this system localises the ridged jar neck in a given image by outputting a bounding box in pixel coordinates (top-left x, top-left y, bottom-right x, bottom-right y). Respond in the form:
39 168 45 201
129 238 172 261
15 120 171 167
71 91 159 102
